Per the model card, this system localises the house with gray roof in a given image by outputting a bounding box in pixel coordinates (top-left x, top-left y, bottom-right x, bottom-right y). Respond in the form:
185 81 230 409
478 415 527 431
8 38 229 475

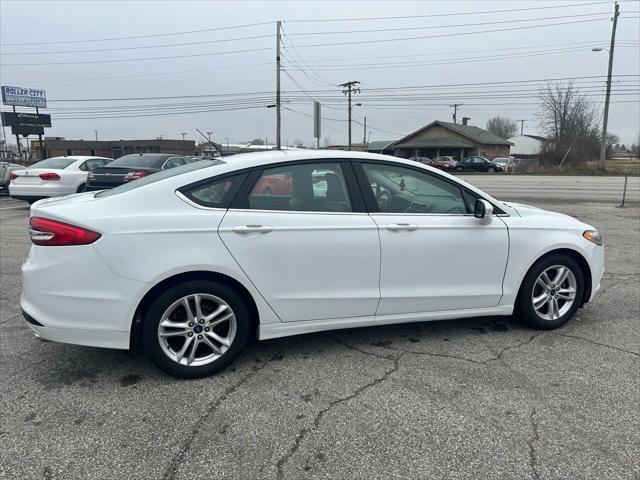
390 120 512 160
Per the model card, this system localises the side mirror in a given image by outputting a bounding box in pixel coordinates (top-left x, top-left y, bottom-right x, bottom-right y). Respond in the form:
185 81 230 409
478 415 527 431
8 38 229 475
474 199 493 225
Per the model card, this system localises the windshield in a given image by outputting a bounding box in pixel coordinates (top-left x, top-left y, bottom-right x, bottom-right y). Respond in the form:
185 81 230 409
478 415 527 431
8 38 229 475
95 160 223 198
29 157 76 170
107 154 171 168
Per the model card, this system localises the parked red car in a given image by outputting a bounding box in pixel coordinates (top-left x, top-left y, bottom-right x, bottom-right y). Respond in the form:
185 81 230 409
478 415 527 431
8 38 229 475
410 156 456 171
252 173 292 195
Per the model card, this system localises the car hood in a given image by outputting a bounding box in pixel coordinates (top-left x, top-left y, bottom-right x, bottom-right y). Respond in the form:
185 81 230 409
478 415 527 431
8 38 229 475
502 201 590 225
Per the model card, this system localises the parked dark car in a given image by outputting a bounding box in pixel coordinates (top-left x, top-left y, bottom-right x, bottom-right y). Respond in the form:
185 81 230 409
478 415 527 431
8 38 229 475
86 154 192 191
455 156 504 173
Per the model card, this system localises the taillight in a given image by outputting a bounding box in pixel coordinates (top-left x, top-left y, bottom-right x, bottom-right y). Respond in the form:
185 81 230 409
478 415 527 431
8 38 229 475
123 171 146 182
88 172 96 181
29 217 101 246
9 172 17 181
38 172 61 181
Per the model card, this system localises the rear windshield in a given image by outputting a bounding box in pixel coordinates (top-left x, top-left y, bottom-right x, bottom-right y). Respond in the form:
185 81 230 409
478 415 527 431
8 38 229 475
29 157 76 170
107 154 171 168
95 160 224 198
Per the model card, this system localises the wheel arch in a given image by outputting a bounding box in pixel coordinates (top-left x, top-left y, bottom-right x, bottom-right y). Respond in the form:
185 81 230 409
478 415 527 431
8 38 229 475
517 248 592 307
130 270 260 349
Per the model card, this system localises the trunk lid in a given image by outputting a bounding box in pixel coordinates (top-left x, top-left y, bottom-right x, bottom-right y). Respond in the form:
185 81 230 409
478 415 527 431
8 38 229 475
88 166 159 189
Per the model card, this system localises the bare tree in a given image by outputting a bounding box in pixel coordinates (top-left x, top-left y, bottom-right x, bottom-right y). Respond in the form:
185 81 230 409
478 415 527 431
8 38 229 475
537 81 601 165
486 116 518 139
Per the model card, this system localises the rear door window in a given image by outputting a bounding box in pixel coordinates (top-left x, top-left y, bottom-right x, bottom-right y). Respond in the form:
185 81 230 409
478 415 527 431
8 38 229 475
246 163 352 212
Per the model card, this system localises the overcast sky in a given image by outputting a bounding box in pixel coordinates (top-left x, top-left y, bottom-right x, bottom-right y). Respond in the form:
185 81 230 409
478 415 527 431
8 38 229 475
1 0 639 146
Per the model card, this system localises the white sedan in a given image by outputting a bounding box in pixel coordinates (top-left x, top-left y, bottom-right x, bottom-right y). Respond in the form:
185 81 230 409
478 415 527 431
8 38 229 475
21 151 604 378
9 156 111 204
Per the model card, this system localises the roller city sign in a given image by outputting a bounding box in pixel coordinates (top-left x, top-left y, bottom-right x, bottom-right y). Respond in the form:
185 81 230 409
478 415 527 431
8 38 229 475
1 86 47 108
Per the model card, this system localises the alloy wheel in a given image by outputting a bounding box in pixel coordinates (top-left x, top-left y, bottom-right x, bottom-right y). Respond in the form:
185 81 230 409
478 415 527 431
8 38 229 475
531 265 577 321
157 293 236 367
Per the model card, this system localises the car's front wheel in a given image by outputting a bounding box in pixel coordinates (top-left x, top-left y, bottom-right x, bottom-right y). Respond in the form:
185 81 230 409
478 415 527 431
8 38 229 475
516 254 584 329
142 280 251 378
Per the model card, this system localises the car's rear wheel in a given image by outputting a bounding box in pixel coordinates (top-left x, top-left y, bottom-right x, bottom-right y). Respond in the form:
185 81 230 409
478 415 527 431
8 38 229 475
76 184 86 193
142 280 250 378
516 254 584 329
488 167 496 173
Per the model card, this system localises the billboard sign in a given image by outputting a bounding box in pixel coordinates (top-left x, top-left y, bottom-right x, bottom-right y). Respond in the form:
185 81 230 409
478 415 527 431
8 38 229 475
1 112 51 127
11 125 44 136
1 86 47 108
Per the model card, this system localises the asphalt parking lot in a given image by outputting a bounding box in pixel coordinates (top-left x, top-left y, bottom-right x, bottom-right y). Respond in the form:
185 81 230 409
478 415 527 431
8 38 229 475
1 177 639 480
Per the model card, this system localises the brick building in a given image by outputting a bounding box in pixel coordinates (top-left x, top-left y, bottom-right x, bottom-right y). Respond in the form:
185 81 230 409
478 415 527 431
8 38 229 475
32 138 196 160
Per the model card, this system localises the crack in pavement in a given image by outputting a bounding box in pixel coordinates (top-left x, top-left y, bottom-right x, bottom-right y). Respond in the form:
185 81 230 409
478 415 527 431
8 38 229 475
275 349 404 480
493 332 546 362
557 332 640 357
330 335 397 361
527 407 541 480
162 354 281 480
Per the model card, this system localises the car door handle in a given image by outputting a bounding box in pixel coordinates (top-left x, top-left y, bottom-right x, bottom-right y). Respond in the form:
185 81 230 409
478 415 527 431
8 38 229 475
385 223 418 231
232 225 273 234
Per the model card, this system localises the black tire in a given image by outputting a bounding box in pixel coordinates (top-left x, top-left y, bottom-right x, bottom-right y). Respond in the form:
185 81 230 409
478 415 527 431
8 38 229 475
456 167 464 172
488 167 495 173
142 280 251 378
76 183 86 193
515 254 584 330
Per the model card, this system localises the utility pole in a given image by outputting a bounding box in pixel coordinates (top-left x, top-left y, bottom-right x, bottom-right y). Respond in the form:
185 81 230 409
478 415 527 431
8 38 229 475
517 119 527 135
94 130 98 141
339 80 360 150
206 131 213 142
276 21 282 150
363 116 367 148
449 103 462 124
181 132 187 141
599 1 619 171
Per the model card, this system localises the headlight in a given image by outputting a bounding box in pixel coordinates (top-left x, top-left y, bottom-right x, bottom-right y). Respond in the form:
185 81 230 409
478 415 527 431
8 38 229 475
583 230 603 246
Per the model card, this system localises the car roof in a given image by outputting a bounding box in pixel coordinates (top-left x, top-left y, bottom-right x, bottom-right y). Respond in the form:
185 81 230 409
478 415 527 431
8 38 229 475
50 156 110 161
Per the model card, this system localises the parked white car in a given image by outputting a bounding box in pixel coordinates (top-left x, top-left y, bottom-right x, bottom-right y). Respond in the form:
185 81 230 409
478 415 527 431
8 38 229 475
21 151 604 378
9 156 111 204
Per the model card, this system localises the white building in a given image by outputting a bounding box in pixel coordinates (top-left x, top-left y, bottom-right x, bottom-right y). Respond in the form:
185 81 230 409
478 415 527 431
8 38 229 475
508 134 551 157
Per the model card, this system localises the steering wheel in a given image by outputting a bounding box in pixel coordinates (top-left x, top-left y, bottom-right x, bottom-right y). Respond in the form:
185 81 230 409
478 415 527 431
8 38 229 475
377 190 391 211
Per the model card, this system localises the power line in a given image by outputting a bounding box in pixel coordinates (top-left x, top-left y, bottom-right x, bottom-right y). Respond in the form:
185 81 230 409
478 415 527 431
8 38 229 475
294 40 639 65
286 11 612 36
1 46 274 66
286 45 640 71
285 2 611 22
0 34 274 56
292 18 611 49
2 21 273 46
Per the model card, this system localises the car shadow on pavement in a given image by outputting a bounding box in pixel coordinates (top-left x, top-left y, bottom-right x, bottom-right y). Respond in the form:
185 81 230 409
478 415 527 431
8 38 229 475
26 315 527 387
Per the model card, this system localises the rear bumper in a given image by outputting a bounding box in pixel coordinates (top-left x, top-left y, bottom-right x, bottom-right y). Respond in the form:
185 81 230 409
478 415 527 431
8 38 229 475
86 184 119 191
9 183 74 198
21 244 151 350
22 308 130 349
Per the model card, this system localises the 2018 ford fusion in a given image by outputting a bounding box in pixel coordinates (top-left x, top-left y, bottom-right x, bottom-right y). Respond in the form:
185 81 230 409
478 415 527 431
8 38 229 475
22 151 604 378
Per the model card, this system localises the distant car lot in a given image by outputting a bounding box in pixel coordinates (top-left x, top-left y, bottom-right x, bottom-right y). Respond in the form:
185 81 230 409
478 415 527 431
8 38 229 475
0 176 638 479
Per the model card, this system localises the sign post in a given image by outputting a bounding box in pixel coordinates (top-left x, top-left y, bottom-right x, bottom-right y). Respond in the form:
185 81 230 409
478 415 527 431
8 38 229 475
1 85 49 160
313 101 321 149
